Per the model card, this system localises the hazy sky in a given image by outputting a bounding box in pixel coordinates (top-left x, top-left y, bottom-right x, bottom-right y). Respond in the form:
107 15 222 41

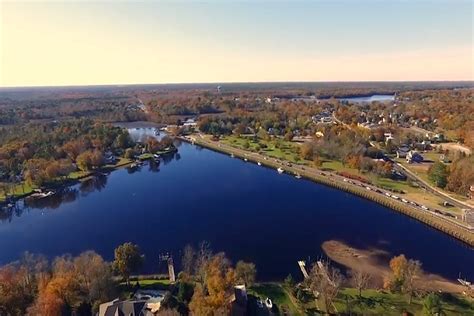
1 0 473 86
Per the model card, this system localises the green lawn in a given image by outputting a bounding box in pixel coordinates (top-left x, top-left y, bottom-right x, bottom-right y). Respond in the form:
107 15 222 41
249 283 302 315
334 289 474 316
222 135 303 163
117 278 171 299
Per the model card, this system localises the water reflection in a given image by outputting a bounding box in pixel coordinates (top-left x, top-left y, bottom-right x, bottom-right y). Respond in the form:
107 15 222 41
79 174 108 196
25 187 79 210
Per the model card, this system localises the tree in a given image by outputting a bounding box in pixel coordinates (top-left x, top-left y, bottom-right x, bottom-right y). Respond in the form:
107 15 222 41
0 266 34 316
189 253 236 315
428 161 449 188
349 269 371 298
307 260 344 314
387 254 422 304
112 242 144 285
423 293 444 316
403 259 422 304
235 261 256 287
300 142 313 160
76 151 93 171
182 244 195 276
387 254 408 292
284 274 295 289
284 131 294 141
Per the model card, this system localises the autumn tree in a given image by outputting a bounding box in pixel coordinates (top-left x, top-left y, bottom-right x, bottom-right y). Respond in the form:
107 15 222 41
189 253 236 315
112 242 144 285
300 142 314 160
387 254 422 304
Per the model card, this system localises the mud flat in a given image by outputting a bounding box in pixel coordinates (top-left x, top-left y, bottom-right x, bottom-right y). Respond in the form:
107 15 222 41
322 240 465 293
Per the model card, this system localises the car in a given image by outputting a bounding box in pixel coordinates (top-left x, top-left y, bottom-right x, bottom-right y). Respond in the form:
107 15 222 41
343 178 348 182
421 205 429 210
385 192 391 197
366 186 371 191
401 198 408 203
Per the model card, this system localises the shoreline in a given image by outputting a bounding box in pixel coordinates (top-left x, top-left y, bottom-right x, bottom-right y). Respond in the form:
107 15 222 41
322 240 466 293
178 135 474 247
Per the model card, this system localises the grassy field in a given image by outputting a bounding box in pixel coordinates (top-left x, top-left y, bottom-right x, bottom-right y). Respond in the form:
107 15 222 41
334 288 474 315
249 283 302 315
221 135 303 163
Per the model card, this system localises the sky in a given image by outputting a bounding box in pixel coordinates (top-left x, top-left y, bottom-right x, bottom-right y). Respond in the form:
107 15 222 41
0 0 473 87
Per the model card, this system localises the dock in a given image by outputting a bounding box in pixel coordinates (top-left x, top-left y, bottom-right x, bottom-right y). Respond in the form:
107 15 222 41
298 260 309 279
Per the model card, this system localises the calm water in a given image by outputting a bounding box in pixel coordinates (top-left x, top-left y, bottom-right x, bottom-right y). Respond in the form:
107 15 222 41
0 129 472 281
339 94 395 103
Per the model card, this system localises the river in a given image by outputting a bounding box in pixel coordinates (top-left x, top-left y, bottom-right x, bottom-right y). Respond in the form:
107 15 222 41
0 128 472 281
338 94 395 103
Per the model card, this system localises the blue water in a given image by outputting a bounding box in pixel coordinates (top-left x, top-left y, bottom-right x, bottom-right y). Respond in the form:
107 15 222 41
339 94 395 103
0 130 472 281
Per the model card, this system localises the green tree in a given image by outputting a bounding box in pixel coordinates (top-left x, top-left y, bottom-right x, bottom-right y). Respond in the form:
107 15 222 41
112 242 144 285
428 161 449 188
423 293 444 315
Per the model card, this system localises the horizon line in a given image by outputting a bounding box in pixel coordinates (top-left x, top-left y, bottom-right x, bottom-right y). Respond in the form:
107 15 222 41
1 79 474 89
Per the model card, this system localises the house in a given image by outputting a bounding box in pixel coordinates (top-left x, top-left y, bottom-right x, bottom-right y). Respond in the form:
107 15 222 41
384 133 393 144
407 150 424 163
99 297 164 316
183 117 197 127
99 299 149 316
396 146 410 158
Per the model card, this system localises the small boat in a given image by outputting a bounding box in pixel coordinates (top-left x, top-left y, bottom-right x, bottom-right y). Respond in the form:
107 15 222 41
257 162 262 166
264 298 273 309
295 173 301 179
30 191 55 199
230 153 235 158
277 167 284 174
244 158 248 162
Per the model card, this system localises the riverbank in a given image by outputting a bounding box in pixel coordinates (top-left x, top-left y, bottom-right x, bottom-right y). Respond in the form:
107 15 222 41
179 134 474 247
0 157 134 206
322 240 465 293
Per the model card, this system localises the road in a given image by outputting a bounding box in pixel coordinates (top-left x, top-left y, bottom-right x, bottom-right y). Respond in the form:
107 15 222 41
332 114 473 211
181 134 474 238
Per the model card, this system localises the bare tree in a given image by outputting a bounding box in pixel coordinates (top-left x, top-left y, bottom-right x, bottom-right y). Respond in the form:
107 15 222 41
349 269 371 298
308 260 344 314
181 244 195 276
195 241 212 287
403 259 422 304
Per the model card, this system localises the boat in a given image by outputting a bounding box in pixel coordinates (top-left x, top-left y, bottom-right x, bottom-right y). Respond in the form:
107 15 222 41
30 190 55 199
230 153 235 158
264 298 273 309
244 158 248 162
277 167 284 174
257 162 262 166
295 173 301 179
